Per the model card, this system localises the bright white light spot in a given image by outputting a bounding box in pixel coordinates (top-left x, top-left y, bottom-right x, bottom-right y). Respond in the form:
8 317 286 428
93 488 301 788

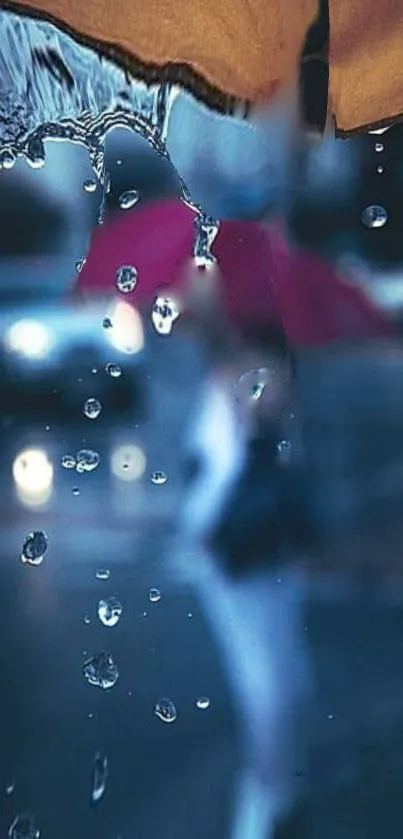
13 448 54 506
106 301 144 355
5 320 53 359
110 444 146 482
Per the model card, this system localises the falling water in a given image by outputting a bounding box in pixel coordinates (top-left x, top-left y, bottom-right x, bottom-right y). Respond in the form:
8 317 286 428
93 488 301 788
0 8 219 260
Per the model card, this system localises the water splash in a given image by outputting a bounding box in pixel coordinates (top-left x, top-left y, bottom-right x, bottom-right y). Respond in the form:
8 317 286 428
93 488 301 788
0 9 219 262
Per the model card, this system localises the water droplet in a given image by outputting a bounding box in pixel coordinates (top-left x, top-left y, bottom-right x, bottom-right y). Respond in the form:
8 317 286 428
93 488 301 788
83 652 119 689
91 366 98 375
151 470 168 485
61 454 76 470
21 531 48 566
277 439 292 456
187 612 194 619
103 317 113 330
76 257 87 273
119 189 140 210
76 449 100 473
83 398 102 420
233 368 269 405
116 159 123 166
361 204 388 229
154 698 177 723
327 713 334 720
84 615 91 625
377 165 384 174
375 142 384 152
0 150 16 170
193 214 219 269
5 782 15 796
116 265 138 294
151 296 180 336
196 697 211 710
8 812 40 839
149 587 162 603
96 569 110 581
97 597 123 627
91 753 108 804
72 487 80 497
83 179 97 193
105 362 122 378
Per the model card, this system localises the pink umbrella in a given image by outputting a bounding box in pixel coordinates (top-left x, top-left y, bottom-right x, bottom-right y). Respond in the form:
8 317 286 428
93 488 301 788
77 198 393 347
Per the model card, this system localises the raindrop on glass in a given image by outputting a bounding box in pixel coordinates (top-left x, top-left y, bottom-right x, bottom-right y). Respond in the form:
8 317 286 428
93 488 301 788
21 531 48 566
360 204 388 229
375 142 384 152
149 587 162 603
196 697 211 710
193 214 219 268
83 652 119 689
61 454 76 470
76 257 87 273
233 368 269 405
72 487 80 497
151 470 168 486
119 189 140 210
84 615 91 625
96 569 110 581
8 812 40 839
103 317 113 330
5 782 15 796
83 398 102 420
154 698 177 723
377 165 384 174
116 265 138 294
83 179 97 193
105 362 122 378
277 439 292 455
76 449 100 473
97 597 123 627
151 296 180 336
91 753 108 804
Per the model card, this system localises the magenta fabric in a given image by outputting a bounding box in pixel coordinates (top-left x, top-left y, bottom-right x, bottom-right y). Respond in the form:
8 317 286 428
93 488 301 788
77 198 393 347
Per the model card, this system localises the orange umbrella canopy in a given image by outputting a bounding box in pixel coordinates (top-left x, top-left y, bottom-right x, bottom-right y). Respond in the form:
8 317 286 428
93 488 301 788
1 0 317 112
2 0 403 134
